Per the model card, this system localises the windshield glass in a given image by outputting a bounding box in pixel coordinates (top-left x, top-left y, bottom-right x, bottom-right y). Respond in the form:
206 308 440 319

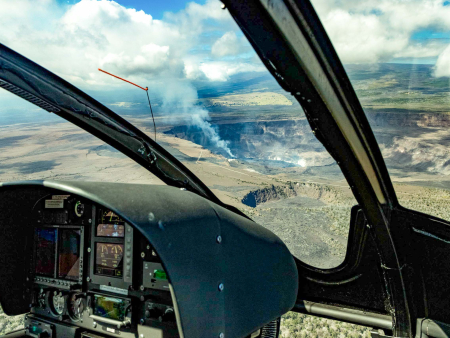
0 0 358 270
311 0 450 221
0 0 380 336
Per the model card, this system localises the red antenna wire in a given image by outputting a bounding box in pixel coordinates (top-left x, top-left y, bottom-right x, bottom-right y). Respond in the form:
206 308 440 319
98 68 148 91
98 68 156 141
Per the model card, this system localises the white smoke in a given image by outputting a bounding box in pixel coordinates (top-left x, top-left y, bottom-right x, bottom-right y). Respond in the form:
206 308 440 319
156 80 234 158
190 108 234 157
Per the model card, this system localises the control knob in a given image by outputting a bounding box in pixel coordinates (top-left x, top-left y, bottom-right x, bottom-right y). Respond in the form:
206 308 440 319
162 308 175 322
146 305 165 322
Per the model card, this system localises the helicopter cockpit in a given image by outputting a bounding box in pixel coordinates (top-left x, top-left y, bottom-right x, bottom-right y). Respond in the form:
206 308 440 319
0 181 297 338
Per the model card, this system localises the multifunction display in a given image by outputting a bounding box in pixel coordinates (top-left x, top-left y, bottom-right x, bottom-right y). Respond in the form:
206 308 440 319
58 229 81 280
34 227 82 281
97 211 125 237
93 295 127 321
96 224 124 238
35 228 57 277
95 243 124 277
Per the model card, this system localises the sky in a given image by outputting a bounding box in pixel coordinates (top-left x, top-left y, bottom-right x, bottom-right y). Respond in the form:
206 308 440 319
2 0 450 88
312 0 450 70
55 0 190 20
57 0 191 20
0 0 264 91
1 0 450 110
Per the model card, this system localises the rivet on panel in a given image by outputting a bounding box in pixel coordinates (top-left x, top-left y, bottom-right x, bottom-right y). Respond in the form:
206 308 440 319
216 236 222 244
218 283 224 291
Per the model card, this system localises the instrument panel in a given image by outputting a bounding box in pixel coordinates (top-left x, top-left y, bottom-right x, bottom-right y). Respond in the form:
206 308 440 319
0 181 297 338
27 193 179 338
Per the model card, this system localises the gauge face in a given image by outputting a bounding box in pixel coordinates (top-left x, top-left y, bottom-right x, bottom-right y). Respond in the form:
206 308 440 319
99 243 109 254
95 243 124 277
74 201 84 217
49 292 65 316
68 293 86 321
112 245 123 254
101 210 124 225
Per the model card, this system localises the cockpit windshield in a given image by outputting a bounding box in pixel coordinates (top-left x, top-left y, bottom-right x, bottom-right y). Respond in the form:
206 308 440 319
5 1 437 337
0 0 358 271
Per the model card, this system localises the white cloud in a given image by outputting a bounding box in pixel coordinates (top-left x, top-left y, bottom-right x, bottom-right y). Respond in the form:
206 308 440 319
110 102 140 108
435 44 450 77
319 8 406 64
0 0 258 88
395 41 448 59
99 44 177 77
183 62 205 81
211 31 242 57
311 0 450 66
199 62 265 81
199 63 229 82
4 0 450 85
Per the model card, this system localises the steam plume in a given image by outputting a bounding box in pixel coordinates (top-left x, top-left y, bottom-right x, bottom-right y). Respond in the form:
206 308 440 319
157 80 234 158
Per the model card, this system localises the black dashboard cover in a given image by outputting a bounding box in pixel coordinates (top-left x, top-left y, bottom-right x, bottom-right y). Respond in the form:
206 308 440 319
0 181 298 338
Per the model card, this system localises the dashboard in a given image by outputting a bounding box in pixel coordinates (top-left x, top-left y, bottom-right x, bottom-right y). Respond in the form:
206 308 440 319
0 181 298 338
29 193 178 338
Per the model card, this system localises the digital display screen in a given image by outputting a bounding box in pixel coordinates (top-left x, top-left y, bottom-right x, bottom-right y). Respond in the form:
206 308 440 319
58 229 81 280
95 243 124 278
96 224 125 238
35 228 57 277
154 269 167 281
93 295 126 321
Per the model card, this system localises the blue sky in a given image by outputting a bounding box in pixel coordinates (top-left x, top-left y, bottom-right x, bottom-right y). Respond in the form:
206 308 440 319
112 0 193 19
57 0 197 19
